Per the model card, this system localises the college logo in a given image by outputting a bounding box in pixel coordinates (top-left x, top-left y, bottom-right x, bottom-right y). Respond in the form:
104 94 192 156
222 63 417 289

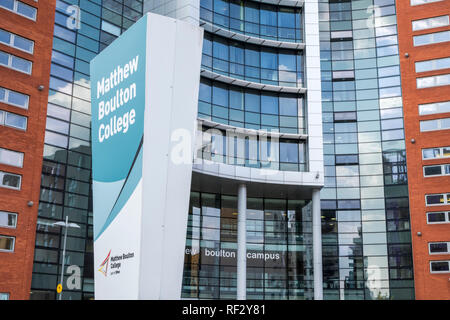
98 250 111 277
97 250 135 277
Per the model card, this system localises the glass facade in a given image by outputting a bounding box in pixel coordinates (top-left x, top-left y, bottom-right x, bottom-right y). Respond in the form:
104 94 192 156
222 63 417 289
30 0 144 300
186 0 314 300
182 192 314 299
200 0 303 43
198 79 305 134
202 33 304 87
318 0 414 299
196 0 309 178
197 125 307 172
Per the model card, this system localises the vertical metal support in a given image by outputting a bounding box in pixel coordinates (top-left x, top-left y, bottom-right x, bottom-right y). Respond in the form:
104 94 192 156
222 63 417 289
59 215 68 300
237 183 247 300
312 188 323 300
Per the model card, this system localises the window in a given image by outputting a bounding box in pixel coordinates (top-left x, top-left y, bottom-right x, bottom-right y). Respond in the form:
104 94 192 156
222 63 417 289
335 155 358 165
0 50 32 74
0 171 21 190
424 164 450 177
420 117 450 132
423 146 450 159
417 74 450 89
280 140 298 163
415 57 450 73
197 79 303 133
0 29 34 53
334 112 357 122
0 86 29 109
412 15 449 31
0 293 9 300
332 70 355 80
430 260 450 273
0 211 17 228
203 34 304 87
419 101 450 115
427 211 450 224
279 95 297 116
101 20 121 36
201 1 303 42
0 0 37 20
0 235 15 252
261 94 278 114
426 193 450 206
411 0 443 6
330 31 353 40
429 242 450 254
423 147 442 159
0 110 27 130
414 30 450 46
0 148 23 167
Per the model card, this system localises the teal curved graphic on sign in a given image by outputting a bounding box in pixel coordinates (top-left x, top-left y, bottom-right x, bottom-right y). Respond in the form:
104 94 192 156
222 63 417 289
92 178 125 239
95 144 143 241
90 15 148 240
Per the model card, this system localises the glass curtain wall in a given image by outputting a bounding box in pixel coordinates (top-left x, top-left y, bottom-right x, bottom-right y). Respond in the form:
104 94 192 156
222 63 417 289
182 192 314 299
30 0 143 300
318 0 414 300
200 0 303 43
202 33 305 87
198 79 306 134
185 0 312 299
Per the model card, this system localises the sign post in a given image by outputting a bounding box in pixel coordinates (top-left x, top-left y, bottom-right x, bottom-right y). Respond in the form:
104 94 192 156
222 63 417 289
90 13 203 300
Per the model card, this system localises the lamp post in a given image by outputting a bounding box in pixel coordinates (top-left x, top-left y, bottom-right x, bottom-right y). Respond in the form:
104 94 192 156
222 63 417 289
53 216 80 300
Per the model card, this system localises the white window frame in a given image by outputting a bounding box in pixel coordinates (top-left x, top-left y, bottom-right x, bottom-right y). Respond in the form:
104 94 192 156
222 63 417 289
412 15 449 32
0 86 29 109
425 193 450 206
417 73 450 89
429 242 450 255
0 235 15 252
0 171 22 190
0 29 34 54
423 164 450 177
411 0 443 6
0 148 24 168
0 110 28 131
413 30 450 47
0 50 32 74
0 211 17 229
422 146 450 160
419 101 450 116
427 211 450 224
415 57 450 73
430 260 450 274
420 118 450 132
0 0 37 21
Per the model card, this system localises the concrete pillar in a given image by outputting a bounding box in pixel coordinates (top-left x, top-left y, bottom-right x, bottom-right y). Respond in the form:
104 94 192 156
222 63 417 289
237 183 247 300
312 188 323 300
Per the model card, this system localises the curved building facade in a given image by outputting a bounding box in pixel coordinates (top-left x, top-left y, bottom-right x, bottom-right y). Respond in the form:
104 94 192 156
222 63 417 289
181 0 324 299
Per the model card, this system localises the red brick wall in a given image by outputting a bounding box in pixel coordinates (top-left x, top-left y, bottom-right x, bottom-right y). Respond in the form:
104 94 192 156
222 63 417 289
396 0 450 300
0 0 56 300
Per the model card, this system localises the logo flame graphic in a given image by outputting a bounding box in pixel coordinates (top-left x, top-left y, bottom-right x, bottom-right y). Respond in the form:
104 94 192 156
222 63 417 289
98 250 111 277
